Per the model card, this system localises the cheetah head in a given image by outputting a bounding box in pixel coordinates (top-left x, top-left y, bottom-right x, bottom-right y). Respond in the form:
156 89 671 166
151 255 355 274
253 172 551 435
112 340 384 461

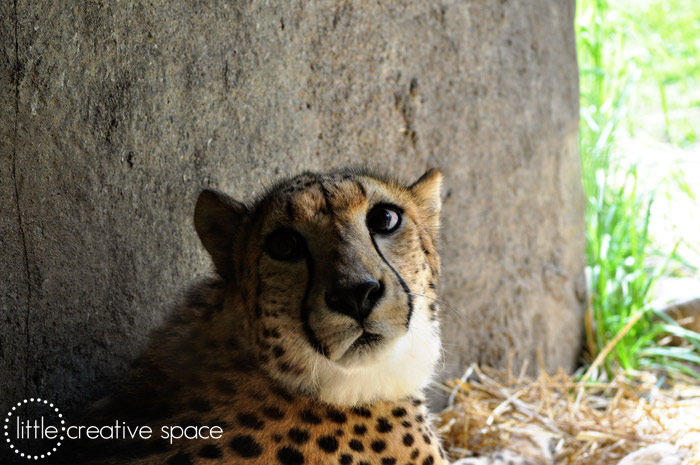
194 169 442 406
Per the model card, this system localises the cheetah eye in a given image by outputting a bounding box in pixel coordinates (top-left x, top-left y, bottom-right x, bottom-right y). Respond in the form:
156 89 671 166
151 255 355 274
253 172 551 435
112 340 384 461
265 229 304 261
366 205 402 234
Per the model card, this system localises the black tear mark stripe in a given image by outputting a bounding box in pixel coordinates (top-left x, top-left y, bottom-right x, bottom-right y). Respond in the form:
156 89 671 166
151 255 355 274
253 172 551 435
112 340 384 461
301 245 326 356
370 235 414 327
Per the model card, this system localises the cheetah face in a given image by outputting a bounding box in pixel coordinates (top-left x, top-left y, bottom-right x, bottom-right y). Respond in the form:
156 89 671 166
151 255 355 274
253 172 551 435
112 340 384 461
194 169 442 405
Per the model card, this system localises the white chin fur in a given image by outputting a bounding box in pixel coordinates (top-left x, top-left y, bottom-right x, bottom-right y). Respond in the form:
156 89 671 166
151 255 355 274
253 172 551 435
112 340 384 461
311 303 441 406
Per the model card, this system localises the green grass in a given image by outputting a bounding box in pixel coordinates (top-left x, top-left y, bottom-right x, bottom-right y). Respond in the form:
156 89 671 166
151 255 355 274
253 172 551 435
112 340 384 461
576 0 700 380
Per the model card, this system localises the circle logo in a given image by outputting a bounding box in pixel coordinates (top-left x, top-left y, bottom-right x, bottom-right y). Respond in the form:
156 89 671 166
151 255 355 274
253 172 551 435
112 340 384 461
4 398 64 460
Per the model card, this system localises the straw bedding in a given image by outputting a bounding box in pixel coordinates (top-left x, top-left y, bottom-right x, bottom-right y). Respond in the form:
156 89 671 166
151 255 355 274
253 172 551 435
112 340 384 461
437 361 700 465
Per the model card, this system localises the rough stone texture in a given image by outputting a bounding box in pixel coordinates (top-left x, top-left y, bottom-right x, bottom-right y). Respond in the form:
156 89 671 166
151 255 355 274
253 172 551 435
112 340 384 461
1 0 27 420
1 0 585 417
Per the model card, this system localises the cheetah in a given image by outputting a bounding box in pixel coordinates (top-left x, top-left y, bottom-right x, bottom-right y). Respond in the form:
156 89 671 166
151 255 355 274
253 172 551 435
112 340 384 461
55 169 448 465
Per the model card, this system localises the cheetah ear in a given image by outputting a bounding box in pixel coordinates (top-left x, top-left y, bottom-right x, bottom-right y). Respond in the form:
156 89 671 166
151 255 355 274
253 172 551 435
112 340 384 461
409 168 442 236
194 189 248 279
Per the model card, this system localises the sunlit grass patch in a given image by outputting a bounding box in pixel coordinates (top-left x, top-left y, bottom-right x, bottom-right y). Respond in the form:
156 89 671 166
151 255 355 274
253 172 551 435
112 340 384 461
576 0 700 380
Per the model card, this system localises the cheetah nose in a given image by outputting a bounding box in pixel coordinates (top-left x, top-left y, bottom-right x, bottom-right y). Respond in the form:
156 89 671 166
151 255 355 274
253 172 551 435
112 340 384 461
325 279 384 322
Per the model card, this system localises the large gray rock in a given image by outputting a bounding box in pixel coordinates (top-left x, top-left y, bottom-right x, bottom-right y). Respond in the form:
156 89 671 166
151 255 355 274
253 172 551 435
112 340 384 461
1 0 584 416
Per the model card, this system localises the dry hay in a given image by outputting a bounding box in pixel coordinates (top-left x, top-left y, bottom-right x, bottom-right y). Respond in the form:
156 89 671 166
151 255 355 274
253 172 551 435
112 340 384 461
437 359 700 465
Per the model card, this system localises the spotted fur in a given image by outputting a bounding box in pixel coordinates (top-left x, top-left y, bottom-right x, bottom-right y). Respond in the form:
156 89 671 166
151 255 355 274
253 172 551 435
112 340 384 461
55 168 447 465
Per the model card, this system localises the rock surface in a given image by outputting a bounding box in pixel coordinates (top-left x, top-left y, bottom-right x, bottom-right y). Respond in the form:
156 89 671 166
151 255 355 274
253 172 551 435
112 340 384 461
1 0 584 416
